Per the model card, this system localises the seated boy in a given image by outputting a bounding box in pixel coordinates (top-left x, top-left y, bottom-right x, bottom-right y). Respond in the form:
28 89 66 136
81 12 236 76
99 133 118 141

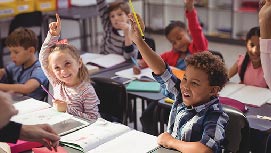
128 14 229 153
0 28 48 101
96 0 138 60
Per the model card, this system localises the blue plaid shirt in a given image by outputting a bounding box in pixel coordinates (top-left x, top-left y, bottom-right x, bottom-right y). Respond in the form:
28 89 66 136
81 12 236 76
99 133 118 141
153 65 229 153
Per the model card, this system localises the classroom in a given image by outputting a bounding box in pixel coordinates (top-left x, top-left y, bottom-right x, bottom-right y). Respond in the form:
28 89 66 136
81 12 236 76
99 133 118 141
0 0 271 153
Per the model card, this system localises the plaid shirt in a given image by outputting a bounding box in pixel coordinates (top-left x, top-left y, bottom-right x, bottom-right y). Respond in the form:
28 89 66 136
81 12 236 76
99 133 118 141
153 65 229 153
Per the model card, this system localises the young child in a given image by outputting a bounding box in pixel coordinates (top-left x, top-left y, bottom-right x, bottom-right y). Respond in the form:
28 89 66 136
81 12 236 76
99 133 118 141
139 0 208 135
128 13 229 153
96 0 138 59
39 14 100 120
228 26 268 88
133 0 208 74
0 28 48 101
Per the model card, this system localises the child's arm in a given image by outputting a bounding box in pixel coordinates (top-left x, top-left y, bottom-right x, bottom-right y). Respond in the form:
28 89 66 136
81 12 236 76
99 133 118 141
0 79 40 94
185 0 208 53
0 68 6 80
96 0 108 30
259 0 271 89
228 62 238 78
39 14 61 85
128 14 166 75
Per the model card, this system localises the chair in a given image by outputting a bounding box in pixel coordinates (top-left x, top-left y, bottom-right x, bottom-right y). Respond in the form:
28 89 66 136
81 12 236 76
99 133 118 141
91 77 128 125
222 104 250 153
209 50 224 62
8 11 43 51
137 37 156 59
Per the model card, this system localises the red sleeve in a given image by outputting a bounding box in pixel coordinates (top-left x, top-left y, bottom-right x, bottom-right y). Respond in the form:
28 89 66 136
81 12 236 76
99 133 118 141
186 9 208 54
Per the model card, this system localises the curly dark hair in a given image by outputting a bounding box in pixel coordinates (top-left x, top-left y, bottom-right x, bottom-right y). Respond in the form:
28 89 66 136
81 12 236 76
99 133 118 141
108 1 130 15
5 27 38 51
185 51 229 90
165 21 187 37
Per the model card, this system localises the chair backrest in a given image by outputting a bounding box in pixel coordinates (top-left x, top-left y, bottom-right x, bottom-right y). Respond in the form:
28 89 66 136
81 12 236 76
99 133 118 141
222 104 250 153
209 50 224 62
137 37 156 59
8 11 43 51
91 77 128 125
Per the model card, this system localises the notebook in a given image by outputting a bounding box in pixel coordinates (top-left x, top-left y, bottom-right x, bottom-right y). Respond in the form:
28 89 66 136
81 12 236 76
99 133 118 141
80 53 125 68
8 140 42 153
115 67 155 81
13 98 51 115
147 146 179 153
32 146 67 153
126 81 161 92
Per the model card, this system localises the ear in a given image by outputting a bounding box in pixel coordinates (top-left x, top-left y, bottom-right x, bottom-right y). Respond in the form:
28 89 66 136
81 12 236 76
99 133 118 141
209 86 220 97
78 58 83 68
28 46 36 54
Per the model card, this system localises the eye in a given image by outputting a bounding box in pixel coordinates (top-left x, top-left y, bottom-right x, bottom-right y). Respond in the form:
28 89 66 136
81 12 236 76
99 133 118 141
191 81 199 86
65 62 71 67
54 66 60 71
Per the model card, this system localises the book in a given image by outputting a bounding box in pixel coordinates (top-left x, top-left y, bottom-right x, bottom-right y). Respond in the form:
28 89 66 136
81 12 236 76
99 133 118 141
115 67 154 81
8 140 42 153
60 118 131 152
147 146 179 153
219 82 271 107
11 108 90 136
13 98 51 115
87 130 159 153
32 146 67 153
0 142 10 153
80 53 126 68
126 80 161 92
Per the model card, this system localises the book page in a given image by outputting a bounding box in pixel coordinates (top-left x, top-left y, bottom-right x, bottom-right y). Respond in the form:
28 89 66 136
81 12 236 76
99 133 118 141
90 54 126 68
115 67 154 80
13 98 51 115
229 85 271 106
80 53 104 65
60 118 131 152
11 108 89 135
87 130 158 153
219 82 245 97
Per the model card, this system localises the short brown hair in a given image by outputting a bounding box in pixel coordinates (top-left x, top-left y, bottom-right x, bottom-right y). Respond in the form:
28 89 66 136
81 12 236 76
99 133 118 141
49 44 89 82
185 51 229 90
108 1 130 15
5 28 38 51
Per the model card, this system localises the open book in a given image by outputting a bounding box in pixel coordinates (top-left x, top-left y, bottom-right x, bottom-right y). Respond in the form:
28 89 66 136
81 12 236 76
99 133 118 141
81 53 126 68
87 130 159 153
11 108 90 136
13 98 51 115
219 82 271 107
115 67 154 81
60 118 131 152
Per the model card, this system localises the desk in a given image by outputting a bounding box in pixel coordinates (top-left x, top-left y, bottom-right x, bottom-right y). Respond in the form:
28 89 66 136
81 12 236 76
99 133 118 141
43 6 99 51
91 61 165 130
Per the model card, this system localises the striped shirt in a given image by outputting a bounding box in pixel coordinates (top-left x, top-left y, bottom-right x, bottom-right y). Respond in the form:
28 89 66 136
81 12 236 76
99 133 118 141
153 65 229 153
96 0 138 60
39 32 100 120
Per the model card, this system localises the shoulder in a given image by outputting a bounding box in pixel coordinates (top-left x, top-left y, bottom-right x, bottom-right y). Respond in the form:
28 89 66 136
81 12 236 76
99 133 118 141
204 102 229 123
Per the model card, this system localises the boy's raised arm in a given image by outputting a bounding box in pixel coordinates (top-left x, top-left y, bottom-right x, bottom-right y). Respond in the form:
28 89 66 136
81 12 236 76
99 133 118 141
128 14 166 75
259 0 271 89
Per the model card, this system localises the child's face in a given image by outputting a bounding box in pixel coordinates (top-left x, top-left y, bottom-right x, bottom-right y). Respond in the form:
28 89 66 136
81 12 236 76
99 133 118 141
181 65 217 107
167 27 190 53
246 35 260 64
8 46 33 67
109 8 129 29
49 50 82 86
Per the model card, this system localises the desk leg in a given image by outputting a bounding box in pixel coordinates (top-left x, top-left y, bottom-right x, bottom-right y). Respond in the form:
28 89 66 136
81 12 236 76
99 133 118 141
160 108 165 133
133 97 137 130
153 104 159 136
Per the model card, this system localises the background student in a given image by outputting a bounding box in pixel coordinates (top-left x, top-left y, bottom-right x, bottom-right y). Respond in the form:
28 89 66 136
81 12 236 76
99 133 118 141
133 0 208 74
0 91 59 151
0 28 49 101
139 0 209 135
39 14 100 121
228 26 268 88
96 0 138 59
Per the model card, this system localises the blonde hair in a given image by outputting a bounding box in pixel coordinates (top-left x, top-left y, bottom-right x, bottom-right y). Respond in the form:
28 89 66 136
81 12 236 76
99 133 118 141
49 44 89 82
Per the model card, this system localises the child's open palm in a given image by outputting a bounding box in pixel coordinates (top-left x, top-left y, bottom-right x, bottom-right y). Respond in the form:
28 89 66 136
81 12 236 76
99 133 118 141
49 14 61 36
127 14 145 43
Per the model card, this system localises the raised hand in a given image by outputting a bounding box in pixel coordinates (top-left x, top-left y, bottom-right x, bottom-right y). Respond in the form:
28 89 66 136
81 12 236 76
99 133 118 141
127 13 145 44
259 0 271 38
49 14 61 36
184 0 194 12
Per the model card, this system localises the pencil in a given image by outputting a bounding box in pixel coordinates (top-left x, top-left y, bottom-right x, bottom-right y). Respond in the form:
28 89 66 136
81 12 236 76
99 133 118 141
131 56 139 67
41 85 55 100
128 0 145 39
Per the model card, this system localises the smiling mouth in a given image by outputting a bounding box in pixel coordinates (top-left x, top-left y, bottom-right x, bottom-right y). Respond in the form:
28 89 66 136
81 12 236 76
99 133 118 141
62 74 71 78
183 92 190 97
